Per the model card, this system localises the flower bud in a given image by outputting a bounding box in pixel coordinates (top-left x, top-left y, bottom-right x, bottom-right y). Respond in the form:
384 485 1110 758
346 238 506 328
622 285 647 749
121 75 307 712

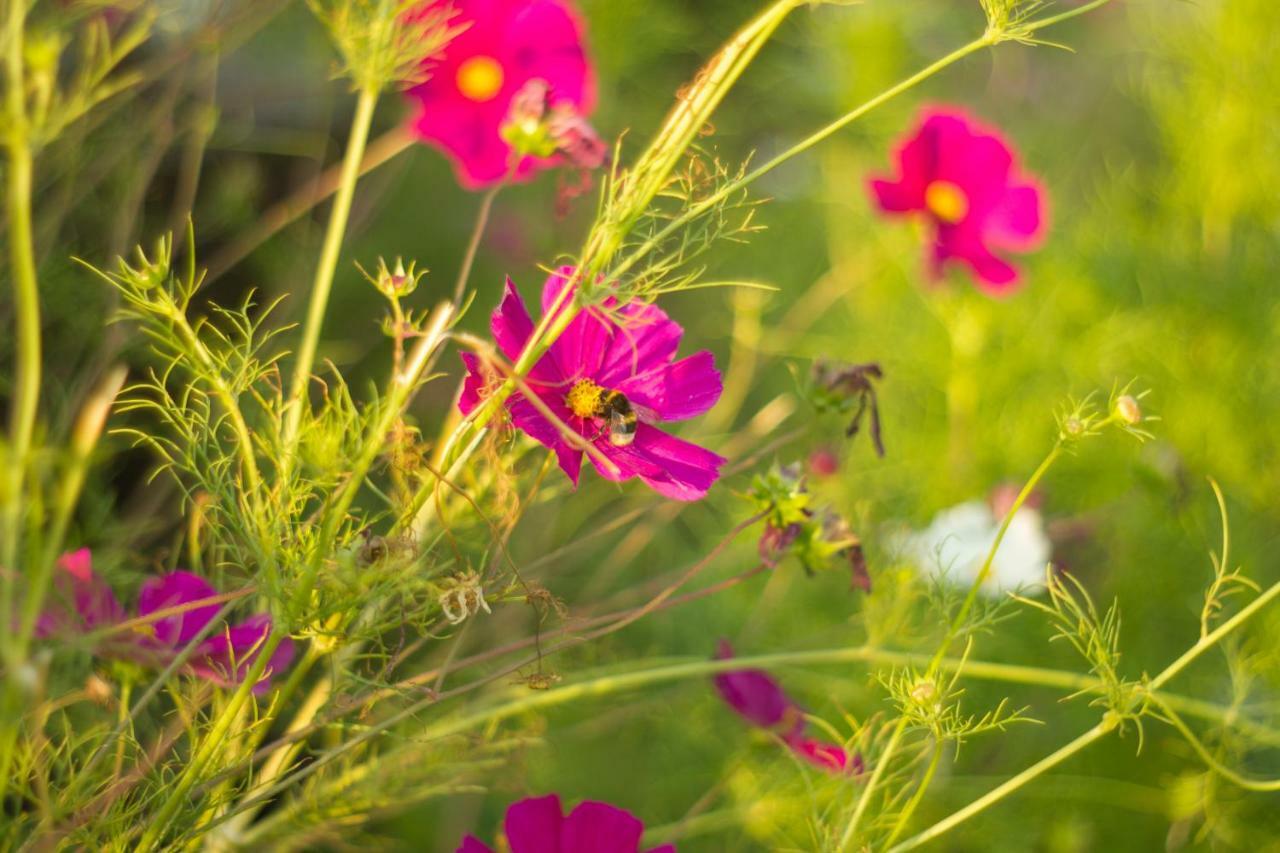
909 679 937 706
1114 395 1142 426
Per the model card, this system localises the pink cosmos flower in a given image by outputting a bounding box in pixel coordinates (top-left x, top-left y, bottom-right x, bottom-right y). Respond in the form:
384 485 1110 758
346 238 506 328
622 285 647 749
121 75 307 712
406 0 596 189
37 549 295 693
868 106 1047 294
458 794 674 853
713 640 861 775
459 268 726 501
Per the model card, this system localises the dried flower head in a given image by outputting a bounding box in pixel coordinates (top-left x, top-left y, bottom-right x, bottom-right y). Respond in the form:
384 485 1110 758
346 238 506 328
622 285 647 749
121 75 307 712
438 570 492 624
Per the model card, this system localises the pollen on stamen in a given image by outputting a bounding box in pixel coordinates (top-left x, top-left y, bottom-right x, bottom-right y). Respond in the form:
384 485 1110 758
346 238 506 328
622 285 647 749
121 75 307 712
925 179 969 224
456 55 505 102
565 379 603 418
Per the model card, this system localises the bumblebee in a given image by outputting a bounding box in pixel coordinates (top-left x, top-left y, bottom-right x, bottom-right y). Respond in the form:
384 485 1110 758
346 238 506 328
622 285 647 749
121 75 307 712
598 390 637 447
566 379 640 447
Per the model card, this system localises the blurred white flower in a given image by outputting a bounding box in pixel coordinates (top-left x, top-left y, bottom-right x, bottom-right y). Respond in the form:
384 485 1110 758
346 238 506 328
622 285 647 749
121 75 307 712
902 499 1051 596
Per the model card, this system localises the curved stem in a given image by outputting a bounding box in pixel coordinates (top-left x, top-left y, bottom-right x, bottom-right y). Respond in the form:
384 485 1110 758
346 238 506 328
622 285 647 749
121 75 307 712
886 721 1117 852
452 181 503 306
280 85 379 481
0 0 40 794
932 444 1062 671
1152 696 1280 792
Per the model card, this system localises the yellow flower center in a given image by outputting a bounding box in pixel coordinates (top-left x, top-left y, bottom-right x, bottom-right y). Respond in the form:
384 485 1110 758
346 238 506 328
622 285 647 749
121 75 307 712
456 55 505 103
565 379 604 419
924 180 969 225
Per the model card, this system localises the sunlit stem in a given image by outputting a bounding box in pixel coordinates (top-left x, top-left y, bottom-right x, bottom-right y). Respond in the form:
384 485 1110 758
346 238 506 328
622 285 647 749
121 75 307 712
607 34 993 287
887 537 1280 849
292 302 454 611
411 0 802 535
839 440 1063 850
886 721 1117 852
883 739 945 847
135 631 284 852
16 369 127 655
0 0 40 794
279 85 379 481
1 0 39 631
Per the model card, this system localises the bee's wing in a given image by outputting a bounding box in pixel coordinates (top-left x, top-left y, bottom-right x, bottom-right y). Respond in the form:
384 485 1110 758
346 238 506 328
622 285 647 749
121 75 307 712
630 401 660 424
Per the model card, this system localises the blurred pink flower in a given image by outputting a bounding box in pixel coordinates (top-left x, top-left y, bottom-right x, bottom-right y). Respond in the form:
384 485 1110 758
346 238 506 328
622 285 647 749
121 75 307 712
713 640 861 775
458 794 675 853
406 0 595 189
869 106 1047 294
459 268 725 500
38 550 295 693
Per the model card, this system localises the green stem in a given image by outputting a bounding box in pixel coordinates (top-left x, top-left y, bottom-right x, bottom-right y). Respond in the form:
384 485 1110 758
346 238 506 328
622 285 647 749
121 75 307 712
279 85 379 479
881 564 1280 849
1149 575 1280 693
607 34 992 287
451 181 503 306
1022 0 1115 33
135 632 284 852
932 444 1062 672
1152 696 1280 792
884 739 946 847
0 0 39 797
840 440 1062 850
2 0 39 619
886 720 1117 852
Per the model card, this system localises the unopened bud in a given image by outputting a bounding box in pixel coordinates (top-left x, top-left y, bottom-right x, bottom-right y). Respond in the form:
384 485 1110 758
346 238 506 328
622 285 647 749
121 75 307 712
1114 395 1142 426
909 679 937 706
85 673 113 706
1063 417 1084 437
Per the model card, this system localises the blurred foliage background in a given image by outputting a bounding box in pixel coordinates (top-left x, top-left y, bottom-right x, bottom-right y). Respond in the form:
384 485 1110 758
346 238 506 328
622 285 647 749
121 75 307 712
8 0 1280 849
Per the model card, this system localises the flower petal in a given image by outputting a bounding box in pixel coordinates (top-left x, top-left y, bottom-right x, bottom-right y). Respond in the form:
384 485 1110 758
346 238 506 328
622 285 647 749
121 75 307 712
543 268 610 381
595 302 683 387
987 180 1047 250
405 0 594 189
192 614 295 693
713 639 803 734
868 177 924 214
561 800 644 853
456 836 495 853
934 228 1020 294
787 736 856 775
137 571 220 646
591 424 724 501
617 350 722 422
507 0 596 112
505 794 564 853
37 549 124 636
508 392 585 486
493 277 537 363
459 352 488 415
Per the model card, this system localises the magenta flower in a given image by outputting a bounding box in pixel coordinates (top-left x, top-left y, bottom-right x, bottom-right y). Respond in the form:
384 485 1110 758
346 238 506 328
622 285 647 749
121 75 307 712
459 268 726 501
868 106 1047 294
38 550 295 693
406 0 595 189
458 794 674 853
713 640 860 775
